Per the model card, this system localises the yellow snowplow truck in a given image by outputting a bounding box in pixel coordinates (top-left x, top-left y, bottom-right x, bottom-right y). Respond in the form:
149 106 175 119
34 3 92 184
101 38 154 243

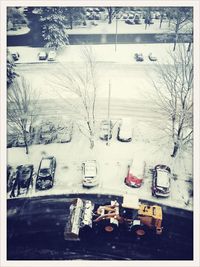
64 195 163 241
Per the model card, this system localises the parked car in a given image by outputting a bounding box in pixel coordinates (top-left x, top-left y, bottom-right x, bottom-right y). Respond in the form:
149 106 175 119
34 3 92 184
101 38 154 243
48 50 56 61
125 19 135 25
125 161 146 188
134 53 144 62
82 160 98 188
99 120 113 141
36 156 56 190
117 118 133 142
10 164 34 197
128 14 134 19
38 51 48 60
11 51 20 61
149 18 154 24
134 17 142 24
15 132 32 147
122 13 128 19
155 12 161 19
39 121 57 144
7 165 16 193
57 123 73 143
152 164 171 197
148 53 157 61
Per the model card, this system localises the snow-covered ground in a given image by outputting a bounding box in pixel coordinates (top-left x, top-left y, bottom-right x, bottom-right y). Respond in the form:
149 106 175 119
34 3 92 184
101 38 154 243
7 118 193 211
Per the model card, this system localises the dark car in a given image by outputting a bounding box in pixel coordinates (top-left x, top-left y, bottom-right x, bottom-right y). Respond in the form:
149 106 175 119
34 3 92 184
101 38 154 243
7 165 16 193
10 164 34 197
36 156 56 190
152 164 171 197
134 53 144 62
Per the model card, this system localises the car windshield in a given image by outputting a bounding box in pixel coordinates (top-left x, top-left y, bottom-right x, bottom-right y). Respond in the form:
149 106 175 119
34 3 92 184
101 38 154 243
40 168 50 175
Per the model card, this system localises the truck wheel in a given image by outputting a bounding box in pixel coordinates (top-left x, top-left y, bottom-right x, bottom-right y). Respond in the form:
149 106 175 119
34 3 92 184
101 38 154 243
131 225 148 237
96 220 118 235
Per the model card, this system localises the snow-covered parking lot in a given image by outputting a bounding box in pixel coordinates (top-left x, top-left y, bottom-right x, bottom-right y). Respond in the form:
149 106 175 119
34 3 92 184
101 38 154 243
7 118 193 211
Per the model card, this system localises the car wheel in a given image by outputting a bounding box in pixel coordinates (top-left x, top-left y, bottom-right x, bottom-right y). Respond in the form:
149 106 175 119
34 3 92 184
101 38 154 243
131 224 149 238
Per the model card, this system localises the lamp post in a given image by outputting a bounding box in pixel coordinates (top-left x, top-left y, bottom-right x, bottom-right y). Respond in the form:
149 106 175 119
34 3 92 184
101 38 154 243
115 16 118 52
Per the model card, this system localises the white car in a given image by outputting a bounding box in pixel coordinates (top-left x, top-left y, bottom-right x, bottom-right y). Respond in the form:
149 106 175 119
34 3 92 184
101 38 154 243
117 118 133 142
99 120 112 141
38 51 47 60
48 50 56 61
82 160 98 187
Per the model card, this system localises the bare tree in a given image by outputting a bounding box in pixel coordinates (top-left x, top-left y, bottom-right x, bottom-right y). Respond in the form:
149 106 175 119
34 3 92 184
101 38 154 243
152 44 193 158
7 76 39 154
51 46 98 149
170 7 192 51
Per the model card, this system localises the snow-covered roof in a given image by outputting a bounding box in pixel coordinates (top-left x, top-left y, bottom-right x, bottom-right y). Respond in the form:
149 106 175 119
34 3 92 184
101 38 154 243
40 158 51 169
157 170 170 188
122 194 139 210
84 161 97 177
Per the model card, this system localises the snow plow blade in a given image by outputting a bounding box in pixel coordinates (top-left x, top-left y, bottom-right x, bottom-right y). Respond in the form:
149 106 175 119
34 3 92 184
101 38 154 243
64 198 94 241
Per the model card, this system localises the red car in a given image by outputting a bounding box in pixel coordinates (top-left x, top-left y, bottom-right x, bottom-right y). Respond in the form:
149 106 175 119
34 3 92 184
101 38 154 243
125 161 146 188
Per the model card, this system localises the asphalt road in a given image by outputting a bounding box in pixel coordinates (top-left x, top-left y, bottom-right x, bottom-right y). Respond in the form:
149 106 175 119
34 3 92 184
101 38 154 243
7 194 193 260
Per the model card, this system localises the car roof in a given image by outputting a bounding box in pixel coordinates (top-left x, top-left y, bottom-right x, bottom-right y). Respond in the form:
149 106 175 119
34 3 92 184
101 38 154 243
157 169 170 187
83 161 97 176
40 158 52 169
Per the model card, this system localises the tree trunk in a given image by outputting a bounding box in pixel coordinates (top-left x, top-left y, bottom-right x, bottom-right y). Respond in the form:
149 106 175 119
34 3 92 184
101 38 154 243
108 13 112 24
90 138 94 149
187 42 192 52
173 34 178 51
171 142 179 157
159 18 163 28
23 130 29 154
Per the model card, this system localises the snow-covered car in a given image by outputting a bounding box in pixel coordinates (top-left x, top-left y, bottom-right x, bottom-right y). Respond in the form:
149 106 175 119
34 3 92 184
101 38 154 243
149 18 154 24
14 132 32 147
122 13 128 19
11 51 20 61
125 19 135 25
36 156 56 190
39 122 57 144
128 14 134 19
134 17 142 24
82 160 98 188
117 118 133 142
155 12 161 19
134 53 144 62
148 53 157 61
152 164 171 197
48 50 56 61
38 51 48 60
125 161 146 188
57 123 73 143
10 164 34 197
99 120 113 141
